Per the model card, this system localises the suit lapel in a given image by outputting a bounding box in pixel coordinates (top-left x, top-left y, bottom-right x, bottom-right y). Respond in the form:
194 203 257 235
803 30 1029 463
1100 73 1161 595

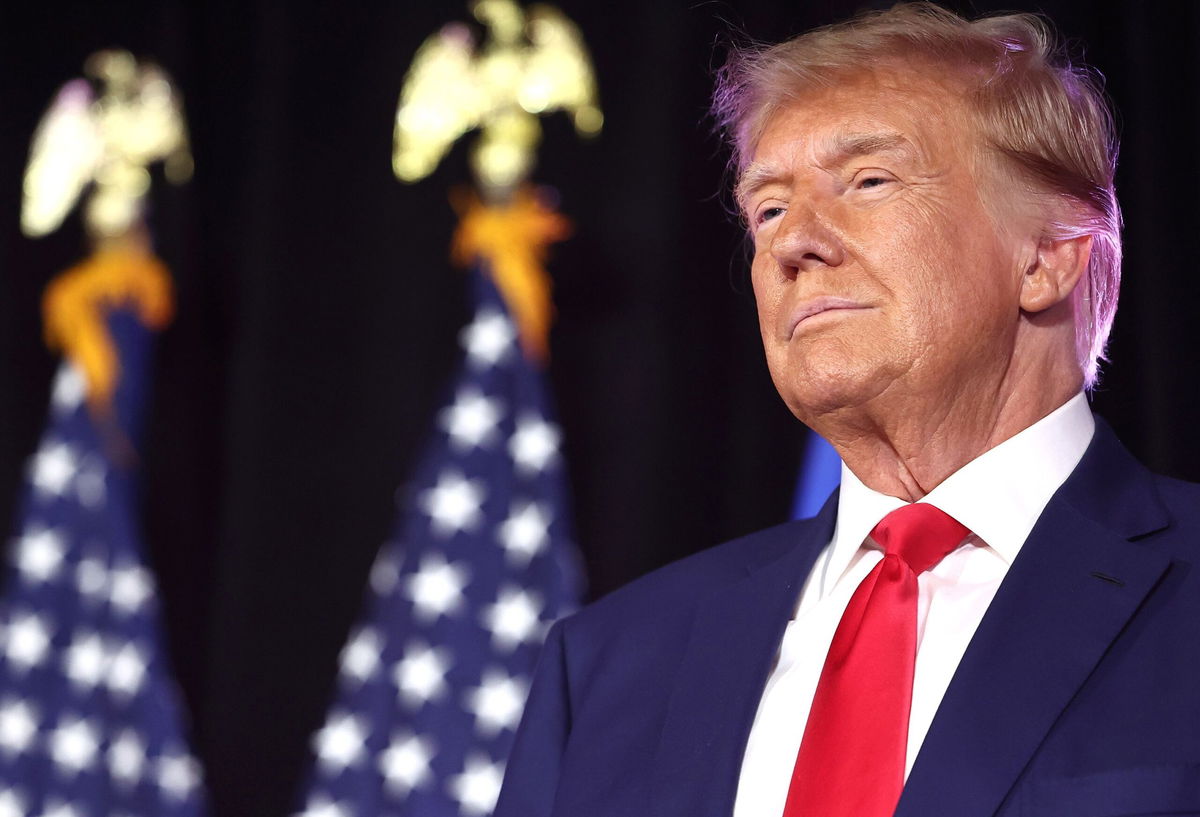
649 498 837 817
897 421 1172 817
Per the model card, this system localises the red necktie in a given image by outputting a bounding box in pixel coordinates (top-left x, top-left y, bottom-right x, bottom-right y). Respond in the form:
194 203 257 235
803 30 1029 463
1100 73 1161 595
781 503 969 817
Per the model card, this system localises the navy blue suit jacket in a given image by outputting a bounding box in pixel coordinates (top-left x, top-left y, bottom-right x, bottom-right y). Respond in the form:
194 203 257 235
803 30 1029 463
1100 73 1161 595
494 420 1200 817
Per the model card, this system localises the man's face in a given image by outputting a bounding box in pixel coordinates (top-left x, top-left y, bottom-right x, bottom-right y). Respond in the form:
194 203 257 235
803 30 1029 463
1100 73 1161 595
742 66 1035 424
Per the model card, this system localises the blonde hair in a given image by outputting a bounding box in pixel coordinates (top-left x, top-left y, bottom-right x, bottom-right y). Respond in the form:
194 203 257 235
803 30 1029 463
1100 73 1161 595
713 2 1121 388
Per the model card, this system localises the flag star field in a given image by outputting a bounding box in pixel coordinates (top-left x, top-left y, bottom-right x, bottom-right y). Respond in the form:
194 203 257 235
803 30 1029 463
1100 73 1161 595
297 268 582 817
0 313 207 817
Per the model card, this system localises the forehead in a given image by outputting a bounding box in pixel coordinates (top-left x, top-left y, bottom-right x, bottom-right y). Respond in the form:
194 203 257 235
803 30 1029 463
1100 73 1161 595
740 67 979 195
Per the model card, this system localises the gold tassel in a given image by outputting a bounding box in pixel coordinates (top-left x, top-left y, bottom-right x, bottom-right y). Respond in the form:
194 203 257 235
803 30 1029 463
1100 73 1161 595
42 235 173 415
450 186 571 364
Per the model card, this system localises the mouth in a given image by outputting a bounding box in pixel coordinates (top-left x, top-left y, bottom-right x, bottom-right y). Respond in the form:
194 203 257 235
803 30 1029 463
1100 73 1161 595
786 297 871 338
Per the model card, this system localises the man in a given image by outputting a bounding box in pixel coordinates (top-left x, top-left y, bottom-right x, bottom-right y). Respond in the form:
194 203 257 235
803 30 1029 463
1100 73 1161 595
495 4 1200 816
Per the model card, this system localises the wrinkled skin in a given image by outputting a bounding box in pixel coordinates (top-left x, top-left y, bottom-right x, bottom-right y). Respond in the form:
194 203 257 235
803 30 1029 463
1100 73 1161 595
741 66 1089 499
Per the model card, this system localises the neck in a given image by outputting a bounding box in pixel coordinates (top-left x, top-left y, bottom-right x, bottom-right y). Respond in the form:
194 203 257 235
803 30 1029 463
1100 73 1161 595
811 359 1082 502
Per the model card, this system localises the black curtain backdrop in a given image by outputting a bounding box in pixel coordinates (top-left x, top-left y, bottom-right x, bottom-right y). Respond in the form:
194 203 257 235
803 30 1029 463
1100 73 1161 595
1 2 1197 816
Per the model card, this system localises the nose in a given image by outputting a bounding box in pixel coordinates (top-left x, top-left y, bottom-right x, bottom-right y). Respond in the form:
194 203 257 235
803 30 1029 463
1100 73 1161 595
767 204 845 277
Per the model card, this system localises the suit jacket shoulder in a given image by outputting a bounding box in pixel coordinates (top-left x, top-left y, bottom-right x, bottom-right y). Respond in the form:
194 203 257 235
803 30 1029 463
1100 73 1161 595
495 503 836 817
564 509 832 646
1148 471 1200 526
898 419 1200 817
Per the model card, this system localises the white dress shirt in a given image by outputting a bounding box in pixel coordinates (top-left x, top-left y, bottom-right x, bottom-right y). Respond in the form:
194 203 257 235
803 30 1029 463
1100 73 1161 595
732 393 1096 817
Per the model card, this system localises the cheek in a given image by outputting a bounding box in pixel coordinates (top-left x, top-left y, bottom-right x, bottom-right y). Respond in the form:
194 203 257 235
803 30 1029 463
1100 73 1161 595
750 256 782 333
895 251 1021 370
879 202 1010 313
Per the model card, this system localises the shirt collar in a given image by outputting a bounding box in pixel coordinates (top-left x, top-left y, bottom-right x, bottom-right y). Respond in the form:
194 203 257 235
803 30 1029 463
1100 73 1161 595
823 392 1095 591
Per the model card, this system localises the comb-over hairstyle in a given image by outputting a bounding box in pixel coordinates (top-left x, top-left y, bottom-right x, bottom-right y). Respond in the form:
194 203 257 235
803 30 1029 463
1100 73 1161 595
713 2 1122 388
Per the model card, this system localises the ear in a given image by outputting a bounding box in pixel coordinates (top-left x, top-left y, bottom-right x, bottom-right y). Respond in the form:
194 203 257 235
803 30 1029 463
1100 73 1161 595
1019 233 1092 313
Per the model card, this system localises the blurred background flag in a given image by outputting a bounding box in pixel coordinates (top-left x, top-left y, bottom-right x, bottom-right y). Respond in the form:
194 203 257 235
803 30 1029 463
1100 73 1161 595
0 51 206 816
790 432 842 520
296 3 595 815
296 244 582 817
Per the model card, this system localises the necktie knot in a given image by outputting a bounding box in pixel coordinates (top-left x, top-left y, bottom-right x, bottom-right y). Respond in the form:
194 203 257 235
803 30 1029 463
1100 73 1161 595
870 503 970 575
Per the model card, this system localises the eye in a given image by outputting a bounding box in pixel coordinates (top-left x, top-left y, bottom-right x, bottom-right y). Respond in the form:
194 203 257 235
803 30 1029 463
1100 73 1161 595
755 205 785 225
859 177 888 188
853 171 895 191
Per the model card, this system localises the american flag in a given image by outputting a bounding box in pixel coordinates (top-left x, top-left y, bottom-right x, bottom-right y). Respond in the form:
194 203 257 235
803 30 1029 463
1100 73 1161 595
297 267 582 817
0 312 207 816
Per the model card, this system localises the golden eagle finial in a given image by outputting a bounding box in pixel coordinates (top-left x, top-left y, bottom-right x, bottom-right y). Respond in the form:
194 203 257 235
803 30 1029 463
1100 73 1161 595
393 0 602 202
21 50 190 417
22 49 193 241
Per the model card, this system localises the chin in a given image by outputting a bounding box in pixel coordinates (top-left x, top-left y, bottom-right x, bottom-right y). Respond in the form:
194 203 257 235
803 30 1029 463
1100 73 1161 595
771 355 894 423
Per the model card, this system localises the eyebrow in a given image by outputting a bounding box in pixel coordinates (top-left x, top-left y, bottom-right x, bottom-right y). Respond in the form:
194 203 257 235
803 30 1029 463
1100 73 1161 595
826 132 915 163
735 131 916 211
